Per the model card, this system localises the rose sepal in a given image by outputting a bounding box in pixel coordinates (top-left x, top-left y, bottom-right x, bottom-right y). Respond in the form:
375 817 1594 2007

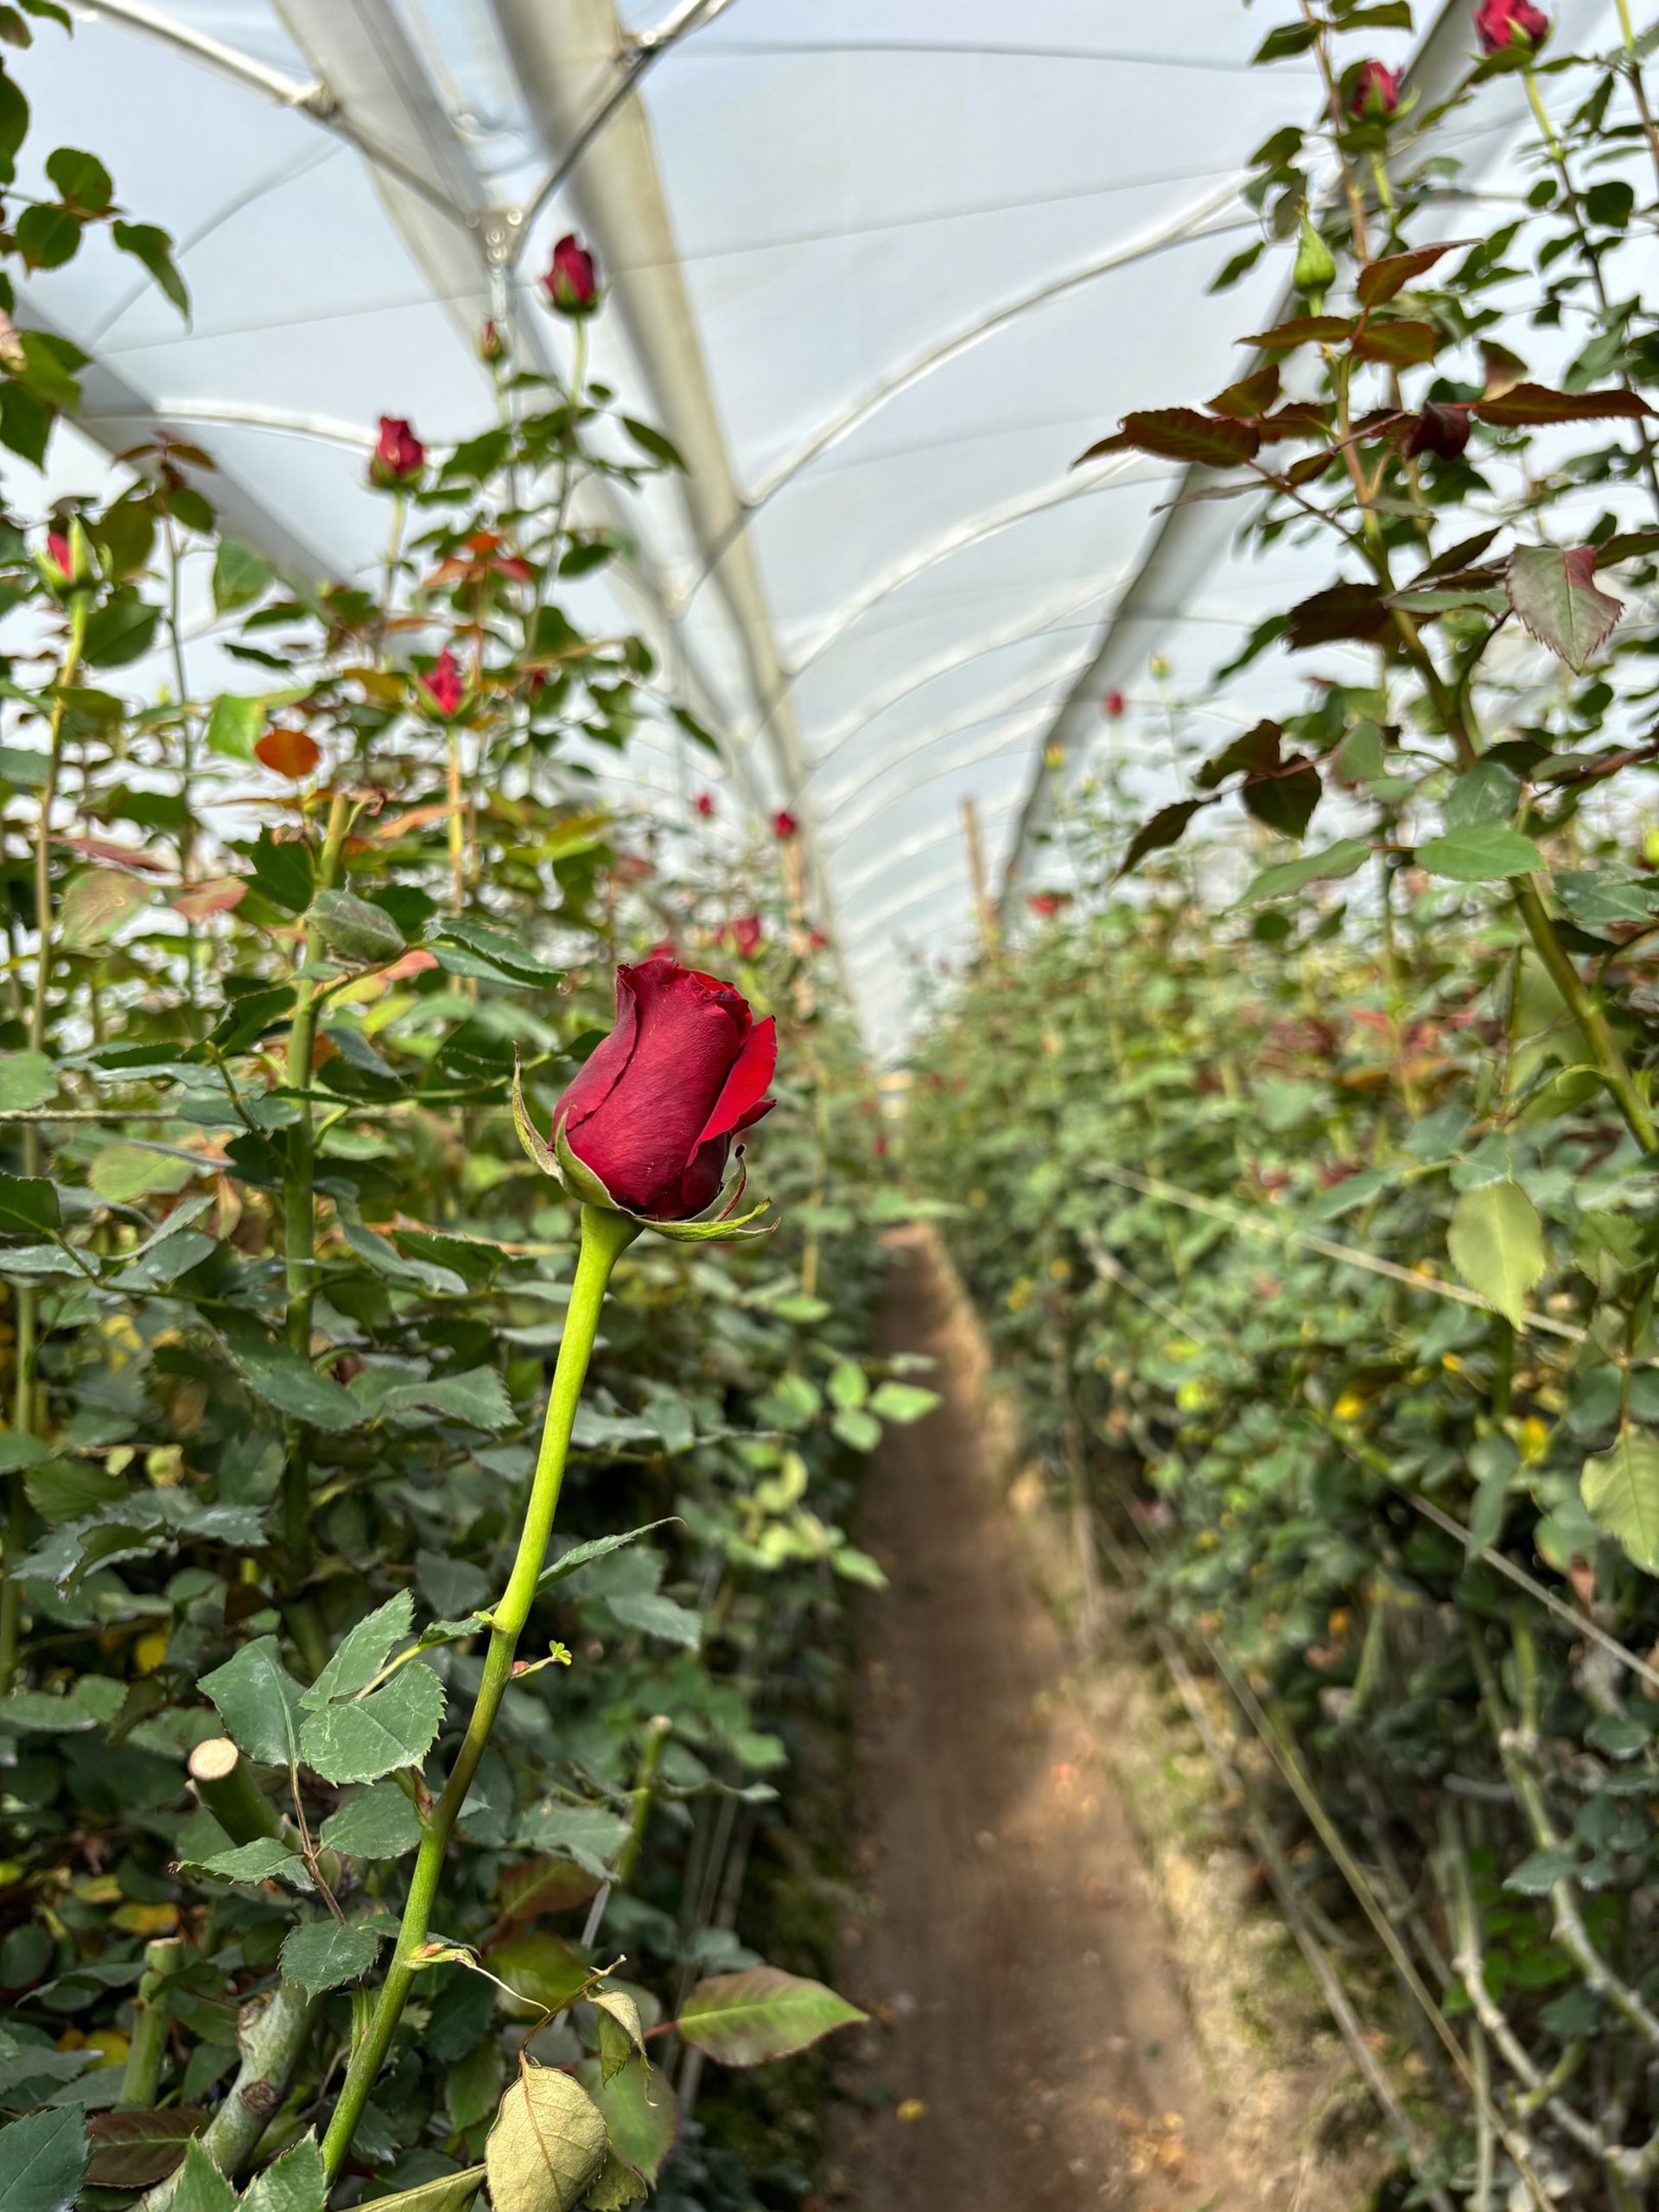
550 1121 775 1242
511 1052 560 1181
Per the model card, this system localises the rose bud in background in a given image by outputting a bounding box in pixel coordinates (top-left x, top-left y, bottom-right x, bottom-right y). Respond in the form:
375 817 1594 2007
553 957 777 1220
772 809 799 839
417 647 466 718
731 914 764 958
695 791 717 818
1475 0 1548 49
543 232 599 315
369 415 425 491
1349 60 1401 118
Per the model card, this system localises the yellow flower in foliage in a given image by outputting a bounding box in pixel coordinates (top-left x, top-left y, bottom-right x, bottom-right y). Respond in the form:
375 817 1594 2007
134 1630 168 1674
1007 1276 1033 1313
1518 1416 1550 1464
1332 1391 1366 1422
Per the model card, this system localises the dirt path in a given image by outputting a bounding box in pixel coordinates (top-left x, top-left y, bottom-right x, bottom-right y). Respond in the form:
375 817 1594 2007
819 1229 1348 2212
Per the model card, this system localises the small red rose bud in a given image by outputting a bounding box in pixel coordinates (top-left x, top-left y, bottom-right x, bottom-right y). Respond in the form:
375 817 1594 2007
552 956 777 1220
543 232 599 316
1027 892 1070 918
807 928 828 952
695 791 716 818
370 415 425 491
479 318 508 365
416 646 465 719
1476 0 1548 50
1350 60 1401 118
1103 690 1125 718
40 519 93 595
772 809 798 840
731 914 763 958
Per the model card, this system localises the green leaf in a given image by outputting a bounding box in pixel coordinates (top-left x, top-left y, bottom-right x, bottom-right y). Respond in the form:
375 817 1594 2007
303 1593 414 1707
111 219 189 318
1503 1847 1579 1895
171 2141 237 2212
1446 1180 1547 1327
619 415 687 470
488 1930 591 2014
537 1522 675 1594
575 2056 676 2186
869 1381 941 1424
213 541 272 615
237 2134 326 2212
298 1662 445 1785
354 2170 484 2212
0 1050 54 1109
85 2110 205 2188
831 1408 880 1452
310 888 404 966
431 916 565 988
1581 1431 1659 1571
519 1801 632 1878
1506 544 1622 673
1241 837 1371 904
1417 823 1545 881
485 2066 607 2212
44 147 111 211
1442 760 1522 830
200 1637 304 1770
16 201 80 270
181 1838 310 1891
88 1142 199 1204
80 589 161 668
279 1919 381 1996
379 1368 514 1431
204 695 265 762
57 869 151 948
319 1781 423 1859
497 1857 602 1920
0 2106 87 2212
0 1172 59 1233
224 1338 361 1432
676 1967 865 2066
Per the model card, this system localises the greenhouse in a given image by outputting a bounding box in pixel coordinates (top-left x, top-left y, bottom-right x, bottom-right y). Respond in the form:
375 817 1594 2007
5 1 1659 2209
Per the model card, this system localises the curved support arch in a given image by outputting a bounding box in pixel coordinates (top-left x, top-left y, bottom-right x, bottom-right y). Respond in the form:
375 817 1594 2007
819 677 1077 830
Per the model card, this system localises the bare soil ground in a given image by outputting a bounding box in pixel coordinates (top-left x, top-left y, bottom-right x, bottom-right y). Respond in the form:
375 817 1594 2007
817 1227 1383 2212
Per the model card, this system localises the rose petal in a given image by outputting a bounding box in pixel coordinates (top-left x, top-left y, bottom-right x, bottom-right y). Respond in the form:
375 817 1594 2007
698 1016 776 1146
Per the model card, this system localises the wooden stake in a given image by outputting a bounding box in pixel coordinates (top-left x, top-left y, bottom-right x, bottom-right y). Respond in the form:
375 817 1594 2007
960 796 999 962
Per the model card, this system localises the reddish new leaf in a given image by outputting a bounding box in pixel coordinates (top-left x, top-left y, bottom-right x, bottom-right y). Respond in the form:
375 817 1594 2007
1355 240 1473 307
1351 320 1440 367
1506 544 1622 673
498 1855 603 1921
1257 402 1329 443
171 877 246 923
1285 582 1393 648
1242 315 1357 350
86 2110 206 2188
255 727 321 779
1471 382 1655 427
1197 719 1284 791
1118 798 1206 876
1207 364 1281 419
1097 408 1261 469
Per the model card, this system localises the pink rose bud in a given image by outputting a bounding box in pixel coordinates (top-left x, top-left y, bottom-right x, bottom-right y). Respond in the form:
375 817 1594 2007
1350 60 1401 118
416 647 465 719
41 522 92 594
553 957 776 1219
732 914 763 958
1476 0 1548 49
543 233 599 316
772 809 799 840
479 318 508 365
695 791 716 818
1103 690 1126 718
1028 892 1070 918
370 416 426 491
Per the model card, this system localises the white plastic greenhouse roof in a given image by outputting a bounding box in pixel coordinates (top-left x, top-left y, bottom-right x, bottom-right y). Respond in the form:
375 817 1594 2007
6 0 1617 1048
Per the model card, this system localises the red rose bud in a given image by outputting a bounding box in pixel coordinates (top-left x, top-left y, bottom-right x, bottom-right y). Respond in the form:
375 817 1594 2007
40 521 92 594
479 318 508 365
1405 401 1471 460
1476 0 1548 49
695 791 716 818
417 647 465 718
1028 892 1071 918
1103 690 1126 718
1350 60 1401 118
772 809 799 839
553 957 777 1219
370 416 425 491
543 232 599 316
808 928 828 952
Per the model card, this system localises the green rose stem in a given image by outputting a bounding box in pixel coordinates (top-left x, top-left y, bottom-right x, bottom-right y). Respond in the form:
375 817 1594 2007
280 790 354 1665
0 594 88 1696
320 1199 639 2181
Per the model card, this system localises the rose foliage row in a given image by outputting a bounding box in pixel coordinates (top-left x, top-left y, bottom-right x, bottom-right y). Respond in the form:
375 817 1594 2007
0 22 913 2212
915 6 1659 2209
